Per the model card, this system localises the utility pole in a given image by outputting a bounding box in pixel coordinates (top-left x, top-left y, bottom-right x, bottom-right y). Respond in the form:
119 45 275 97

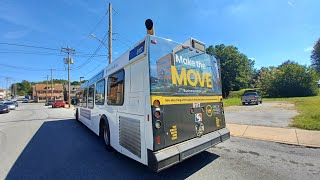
108 3 112 64
5 77 9 99
45 75 49 103
62 47 75 108
51 68 53 100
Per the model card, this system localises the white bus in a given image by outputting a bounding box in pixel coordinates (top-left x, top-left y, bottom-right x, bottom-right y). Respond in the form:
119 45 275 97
75 35 229 172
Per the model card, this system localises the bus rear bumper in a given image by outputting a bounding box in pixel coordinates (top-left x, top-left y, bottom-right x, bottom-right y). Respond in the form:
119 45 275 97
147 127 230 172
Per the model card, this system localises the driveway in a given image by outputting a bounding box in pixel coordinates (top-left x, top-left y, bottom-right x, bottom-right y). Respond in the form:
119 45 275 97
224 102 299 127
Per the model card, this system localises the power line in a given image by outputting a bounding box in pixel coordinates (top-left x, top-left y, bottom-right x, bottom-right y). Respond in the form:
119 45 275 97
0 63 65 72
72 12 108 49
72 32 108 71
0 42 60 51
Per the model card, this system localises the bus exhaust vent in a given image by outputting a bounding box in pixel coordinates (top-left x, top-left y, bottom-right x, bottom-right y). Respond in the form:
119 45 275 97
119 116 141 158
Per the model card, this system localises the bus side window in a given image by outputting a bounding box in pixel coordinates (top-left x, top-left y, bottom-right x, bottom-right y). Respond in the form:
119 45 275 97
95 79 105 105
83 88 88 108
78 90 83 106
88 85 95 109
107 69 124 105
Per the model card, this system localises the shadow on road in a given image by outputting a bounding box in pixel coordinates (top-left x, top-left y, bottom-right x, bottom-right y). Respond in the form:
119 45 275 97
6 119 219 179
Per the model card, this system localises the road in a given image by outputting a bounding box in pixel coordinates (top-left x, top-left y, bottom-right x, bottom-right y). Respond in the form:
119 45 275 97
0 103 319 180
225 102 298 127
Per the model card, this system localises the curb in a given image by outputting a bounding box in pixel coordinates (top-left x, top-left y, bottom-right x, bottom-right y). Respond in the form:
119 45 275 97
227 123 320 148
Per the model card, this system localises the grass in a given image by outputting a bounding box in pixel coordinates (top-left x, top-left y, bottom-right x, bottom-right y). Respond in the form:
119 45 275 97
223 97 242 107
223 94 320 130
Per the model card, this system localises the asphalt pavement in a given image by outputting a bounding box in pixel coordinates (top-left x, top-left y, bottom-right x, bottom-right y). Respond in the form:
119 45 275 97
1 103 319 180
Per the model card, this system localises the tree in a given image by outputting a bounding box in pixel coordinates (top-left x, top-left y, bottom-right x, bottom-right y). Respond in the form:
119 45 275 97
71 81 81 85
207 44 255 97
311 38 320 74
16 80 32 96
257 61 318 97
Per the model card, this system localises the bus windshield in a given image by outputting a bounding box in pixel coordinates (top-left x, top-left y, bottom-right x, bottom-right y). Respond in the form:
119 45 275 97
149 36 222 96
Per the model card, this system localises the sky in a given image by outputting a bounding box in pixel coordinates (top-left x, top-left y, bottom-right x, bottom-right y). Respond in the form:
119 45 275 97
0 0 319 88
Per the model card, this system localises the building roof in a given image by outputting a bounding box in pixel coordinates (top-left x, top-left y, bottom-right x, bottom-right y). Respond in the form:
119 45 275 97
34 84 63 91
63 85 80 90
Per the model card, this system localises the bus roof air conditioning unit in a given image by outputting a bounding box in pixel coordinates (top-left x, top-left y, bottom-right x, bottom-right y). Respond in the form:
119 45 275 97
184 38 206 53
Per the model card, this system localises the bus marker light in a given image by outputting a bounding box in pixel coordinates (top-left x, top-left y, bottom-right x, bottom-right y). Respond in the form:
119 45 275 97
151 40 157 44
157 136 161 144
189 48 193 51
147 114 150 121
182 45 188 49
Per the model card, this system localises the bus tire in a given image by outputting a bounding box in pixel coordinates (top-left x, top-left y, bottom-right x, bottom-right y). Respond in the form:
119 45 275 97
100 118 112 151
75 109 79 122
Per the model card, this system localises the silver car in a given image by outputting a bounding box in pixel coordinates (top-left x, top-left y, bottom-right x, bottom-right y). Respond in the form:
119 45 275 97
4 101 16 110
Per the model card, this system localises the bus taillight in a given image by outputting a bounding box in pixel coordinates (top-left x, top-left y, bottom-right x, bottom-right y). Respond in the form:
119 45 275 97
154 110 160 119
155 120 161 129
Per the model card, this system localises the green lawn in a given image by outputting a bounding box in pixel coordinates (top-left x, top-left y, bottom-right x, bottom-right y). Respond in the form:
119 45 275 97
223 94 320 130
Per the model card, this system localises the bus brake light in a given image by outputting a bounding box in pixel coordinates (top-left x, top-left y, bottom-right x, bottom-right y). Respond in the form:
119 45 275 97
157 135 161 144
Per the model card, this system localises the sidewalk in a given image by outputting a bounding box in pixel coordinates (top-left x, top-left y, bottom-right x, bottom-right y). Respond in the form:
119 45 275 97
226 123 320 148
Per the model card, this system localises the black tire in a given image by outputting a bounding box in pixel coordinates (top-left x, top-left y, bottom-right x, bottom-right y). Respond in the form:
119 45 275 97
242 102 245 105
260 101 262 104
100 119 112 151
255 101 259 105
75 109 79 121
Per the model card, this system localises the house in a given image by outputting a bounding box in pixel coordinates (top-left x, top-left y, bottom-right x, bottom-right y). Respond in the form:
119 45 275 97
63 85 80 101
32 84 64 102
0 89 10 100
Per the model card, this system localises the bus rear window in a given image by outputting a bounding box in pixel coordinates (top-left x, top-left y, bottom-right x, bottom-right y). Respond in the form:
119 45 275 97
149 36 222 96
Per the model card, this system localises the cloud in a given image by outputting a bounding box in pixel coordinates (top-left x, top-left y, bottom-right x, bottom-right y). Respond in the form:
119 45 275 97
288 1 295 7
227 3 248 15
62 0 103 15
0 0 44 32
304 46 313 52
3 30 31 39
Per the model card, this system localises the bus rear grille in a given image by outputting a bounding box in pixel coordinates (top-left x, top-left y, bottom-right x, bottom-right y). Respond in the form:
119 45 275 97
119 116 141 158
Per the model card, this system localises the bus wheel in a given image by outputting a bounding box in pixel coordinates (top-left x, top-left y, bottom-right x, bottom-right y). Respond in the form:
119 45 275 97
75 109 79 121
101 119 112 151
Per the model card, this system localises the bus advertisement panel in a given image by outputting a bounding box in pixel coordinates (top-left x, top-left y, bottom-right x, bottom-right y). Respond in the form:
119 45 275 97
149 36 222 97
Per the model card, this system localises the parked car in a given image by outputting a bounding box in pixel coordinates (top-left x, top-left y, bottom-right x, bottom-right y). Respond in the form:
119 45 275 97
52 100 65 108
13 101 18 107
22 98 29 103
45 100 54 106
0 102 10 113
4 101 17 110
241 91 262 105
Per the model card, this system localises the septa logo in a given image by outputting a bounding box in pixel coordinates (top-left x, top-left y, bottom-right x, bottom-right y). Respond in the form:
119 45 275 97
195 113 202 122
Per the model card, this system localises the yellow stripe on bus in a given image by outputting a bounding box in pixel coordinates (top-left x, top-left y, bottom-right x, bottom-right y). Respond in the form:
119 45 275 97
150 96 223 105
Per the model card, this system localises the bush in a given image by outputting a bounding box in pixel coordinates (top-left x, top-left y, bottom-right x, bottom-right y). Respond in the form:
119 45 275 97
228 88 260 98
258 61 319 97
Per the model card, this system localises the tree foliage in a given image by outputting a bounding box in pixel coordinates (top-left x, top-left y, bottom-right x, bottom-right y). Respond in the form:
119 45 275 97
206 44 255 97
15 80 32 96
257 60 318 97
311 38 320 74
